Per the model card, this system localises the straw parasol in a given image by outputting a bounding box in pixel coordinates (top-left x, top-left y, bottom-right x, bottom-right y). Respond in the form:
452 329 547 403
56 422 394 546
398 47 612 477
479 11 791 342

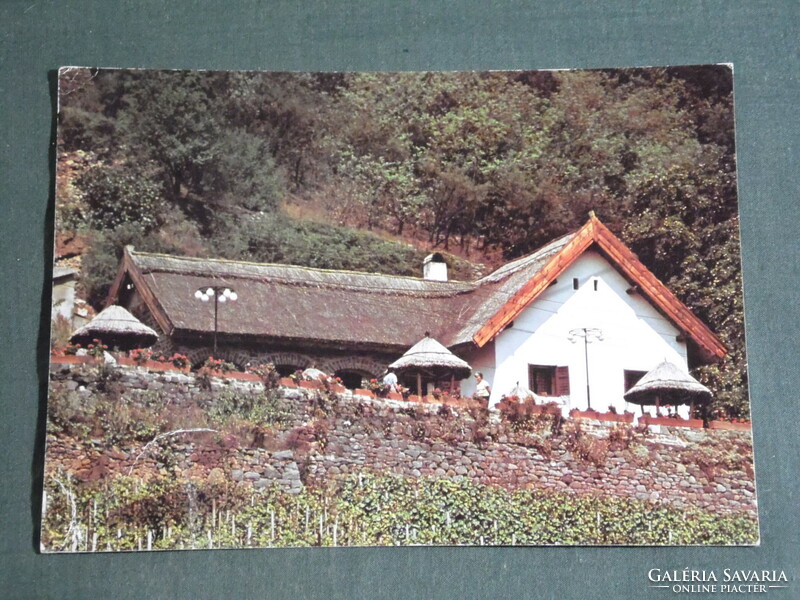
70 305 159 350
623 360 711 415
389 333 472 397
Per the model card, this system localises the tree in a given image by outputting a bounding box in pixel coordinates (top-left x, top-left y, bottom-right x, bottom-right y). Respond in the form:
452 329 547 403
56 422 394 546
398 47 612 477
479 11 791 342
118 71 285 226
77 165 164 231
81 224 180 308
59 67 746 412
621 161 745 418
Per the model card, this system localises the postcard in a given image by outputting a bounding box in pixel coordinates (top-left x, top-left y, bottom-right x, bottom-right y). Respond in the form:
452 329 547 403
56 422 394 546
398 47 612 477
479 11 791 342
42 66 757 551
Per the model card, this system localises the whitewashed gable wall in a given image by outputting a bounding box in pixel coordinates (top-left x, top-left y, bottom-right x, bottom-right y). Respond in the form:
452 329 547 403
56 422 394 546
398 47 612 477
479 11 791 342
482 251 688 416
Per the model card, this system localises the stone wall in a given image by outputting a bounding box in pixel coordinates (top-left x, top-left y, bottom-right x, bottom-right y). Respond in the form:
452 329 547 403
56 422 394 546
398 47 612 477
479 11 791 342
46 362 757 517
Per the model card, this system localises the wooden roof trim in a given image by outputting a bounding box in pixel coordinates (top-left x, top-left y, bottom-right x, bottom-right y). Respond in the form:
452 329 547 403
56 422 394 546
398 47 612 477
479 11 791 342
105 248 175 336
473 216 727 361
590 220 727 360
105 254 129 306
472 221 596 347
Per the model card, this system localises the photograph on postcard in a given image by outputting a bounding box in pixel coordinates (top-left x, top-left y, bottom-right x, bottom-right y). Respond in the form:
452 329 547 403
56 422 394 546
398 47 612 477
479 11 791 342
42 66 757 551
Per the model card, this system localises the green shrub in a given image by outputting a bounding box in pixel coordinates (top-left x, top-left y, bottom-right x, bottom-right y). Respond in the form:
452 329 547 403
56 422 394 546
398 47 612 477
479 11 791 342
77 165 165 232
47 388 92 438
204 389 292 428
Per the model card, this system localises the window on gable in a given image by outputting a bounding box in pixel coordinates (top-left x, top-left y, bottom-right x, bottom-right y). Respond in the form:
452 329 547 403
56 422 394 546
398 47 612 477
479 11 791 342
572 278 579 290
528 364 570 396
624 369 647 392
119 274 136 306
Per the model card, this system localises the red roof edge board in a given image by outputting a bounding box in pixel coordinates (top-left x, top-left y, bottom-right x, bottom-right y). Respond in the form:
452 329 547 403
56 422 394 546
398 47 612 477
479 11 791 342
472 216 727 363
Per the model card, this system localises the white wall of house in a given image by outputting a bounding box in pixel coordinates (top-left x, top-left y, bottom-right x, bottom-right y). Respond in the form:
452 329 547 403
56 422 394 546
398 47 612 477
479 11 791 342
52 278 77 323
464 251 690 417
459 342 496 398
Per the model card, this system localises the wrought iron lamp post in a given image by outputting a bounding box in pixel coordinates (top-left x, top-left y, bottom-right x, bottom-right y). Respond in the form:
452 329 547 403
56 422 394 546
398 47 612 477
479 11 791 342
194 286 238 356
568 327 603 410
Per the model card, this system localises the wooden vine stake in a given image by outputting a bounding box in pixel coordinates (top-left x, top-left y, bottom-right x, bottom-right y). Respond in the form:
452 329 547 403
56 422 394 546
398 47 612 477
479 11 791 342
333 516 339 546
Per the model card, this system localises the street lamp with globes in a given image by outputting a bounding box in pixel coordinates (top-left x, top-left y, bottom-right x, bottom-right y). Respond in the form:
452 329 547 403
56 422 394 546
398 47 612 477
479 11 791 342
568 327 603 410
194 286 238 356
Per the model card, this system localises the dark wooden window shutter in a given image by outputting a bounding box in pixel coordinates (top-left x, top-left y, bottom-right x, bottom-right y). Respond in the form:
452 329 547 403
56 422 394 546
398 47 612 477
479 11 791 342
624 369 647 392
555 366 570 396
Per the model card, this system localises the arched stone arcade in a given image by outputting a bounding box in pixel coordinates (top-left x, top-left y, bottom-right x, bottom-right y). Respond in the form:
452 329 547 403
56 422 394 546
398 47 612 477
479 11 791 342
320 356 388 389
174 345 389 380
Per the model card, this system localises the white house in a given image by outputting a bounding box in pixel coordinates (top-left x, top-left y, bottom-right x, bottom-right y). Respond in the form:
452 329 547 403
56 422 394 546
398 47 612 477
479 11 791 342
52 266 93 329
52 266 79 323
460 250 692 415
105 215 726 414
454 217 725 417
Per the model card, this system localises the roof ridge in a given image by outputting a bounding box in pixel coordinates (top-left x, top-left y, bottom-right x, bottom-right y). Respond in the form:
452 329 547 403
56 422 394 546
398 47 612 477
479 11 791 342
129 250 477 300
129 248 475 286
477 229 578 284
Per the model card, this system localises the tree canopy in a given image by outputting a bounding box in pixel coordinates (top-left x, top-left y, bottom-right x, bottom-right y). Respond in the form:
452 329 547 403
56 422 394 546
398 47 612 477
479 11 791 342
56 66 746 418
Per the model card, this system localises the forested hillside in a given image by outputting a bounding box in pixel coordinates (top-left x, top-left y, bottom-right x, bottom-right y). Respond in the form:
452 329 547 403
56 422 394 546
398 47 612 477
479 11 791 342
55 67 747 418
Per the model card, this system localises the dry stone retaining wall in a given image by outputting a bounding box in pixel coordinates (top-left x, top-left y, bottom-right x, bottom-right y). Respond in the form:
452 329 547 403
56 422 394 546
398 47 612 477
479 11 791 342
46 363 757 517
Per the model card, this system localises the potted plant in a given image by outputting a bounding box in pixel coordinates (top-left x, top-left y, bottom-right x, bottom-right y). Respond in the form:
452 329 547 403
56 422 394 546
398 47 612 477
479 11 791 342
168 353 190 371
246 362 281 387
129 348 153 366
322 376 347 394
50 342 94 364
201 357 237 377
85 339 108 360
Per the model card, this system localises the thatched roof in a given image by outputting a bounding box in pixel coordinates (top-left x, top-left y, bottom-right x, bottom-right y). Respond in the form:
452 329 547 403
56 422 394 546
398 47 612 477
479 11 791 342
446 233 576 346
468 216 728 363
623 361 712 406
109 234 576 352
70 305 158 349
106 216 726 363
115 250 474 351
389 335 472 379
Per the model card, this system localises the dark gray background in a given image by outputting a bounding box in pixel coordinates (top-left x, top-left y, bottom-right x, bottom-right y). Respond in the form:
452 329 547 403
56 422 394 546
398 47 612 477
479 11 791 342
1 2 797 598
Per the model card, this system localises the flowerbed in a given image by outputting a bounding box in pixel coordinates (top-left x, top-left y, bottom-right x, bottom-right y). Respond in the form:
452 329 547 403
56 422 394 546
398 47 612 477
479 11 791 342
498 398 561 419
638 415 704 428
145 360 189 373
50 354 101 366
299 380 324 390
570 409 634 423
709 420 751 431
208 370 261 382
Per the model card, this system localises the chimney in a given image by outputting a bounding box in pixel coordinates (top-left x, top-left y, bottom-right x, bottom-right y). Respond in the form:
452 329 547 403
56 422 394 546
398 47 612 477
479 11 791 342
423 253 448 281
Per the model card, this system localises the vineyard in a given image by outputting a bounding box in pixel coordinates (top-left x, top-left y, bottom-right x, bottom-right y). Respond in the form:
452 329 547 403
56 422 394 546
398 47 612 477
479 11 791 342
42 472 758 551
41 364 758 551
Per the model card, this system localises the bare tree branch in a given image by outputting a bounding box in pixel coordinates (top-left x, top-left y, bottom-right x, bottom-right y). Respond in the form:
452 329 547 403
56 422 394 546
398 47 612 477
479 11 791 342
128 428 218 476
